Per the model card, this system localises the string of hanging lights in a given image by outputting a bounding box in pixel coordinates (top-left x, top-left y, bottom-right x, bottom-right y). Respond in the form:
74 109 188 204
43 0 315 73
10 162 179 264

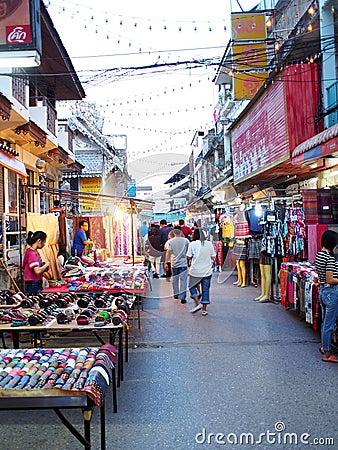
47 0 228 33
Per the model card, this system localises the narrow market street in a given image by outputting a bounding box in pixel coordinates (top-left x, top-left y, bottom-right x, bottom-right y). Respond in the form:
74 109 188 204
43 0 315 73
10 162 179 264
2 274 336 450
107 276 337 450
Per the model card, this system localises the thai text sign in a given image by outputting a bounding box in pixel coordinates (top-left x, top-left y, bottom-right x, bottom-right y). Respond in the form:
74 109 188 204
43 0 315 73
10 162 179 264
81 177 102 212
231 13 266 41
233 43 267 69
234 71 267 100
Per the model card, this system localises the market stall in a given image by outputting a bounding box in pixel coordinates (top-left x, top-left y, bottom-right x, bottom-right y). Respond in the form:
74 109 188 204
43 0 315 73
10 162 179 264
0 289 134 390
0 345 116 449
16 184 154 279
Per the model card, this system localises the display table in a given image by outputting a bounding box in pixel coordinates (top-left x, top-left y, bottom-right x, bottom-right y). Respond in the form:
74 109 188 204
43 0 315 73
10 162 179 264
42 285 146 330
0 345 116 449
0 318 124 392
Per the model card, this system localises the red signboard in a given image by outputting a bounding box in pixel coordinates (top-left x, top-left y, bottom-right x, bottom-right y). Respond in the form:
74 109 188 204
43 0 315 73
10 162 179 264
0 0 40 54
6 24 31 44
0 0 31 45
232 81 289 184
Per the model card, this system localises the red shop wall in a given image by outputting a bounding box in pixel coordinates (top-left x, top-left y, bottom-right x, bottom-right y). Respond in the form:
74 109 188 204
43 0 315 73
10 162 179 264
232 81 289 184
284 63 322 151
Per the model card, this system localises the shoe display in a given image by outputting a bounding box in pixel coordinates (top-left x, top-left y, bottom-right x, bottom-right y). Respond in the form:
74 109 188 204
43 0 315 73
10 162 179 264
201 310 208 316
190 304 202 313
180 299 187 304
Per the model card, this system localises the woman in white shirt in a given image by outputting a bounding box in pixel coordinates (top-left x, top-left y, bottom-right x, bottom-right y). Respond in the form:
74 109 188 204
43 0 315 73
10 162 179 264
187 228 216 316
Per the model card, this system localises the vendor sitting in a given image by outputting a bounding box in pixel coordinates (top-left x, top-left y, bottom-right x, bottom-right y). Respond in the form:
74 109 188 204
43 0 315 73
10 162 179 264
71 220 93 257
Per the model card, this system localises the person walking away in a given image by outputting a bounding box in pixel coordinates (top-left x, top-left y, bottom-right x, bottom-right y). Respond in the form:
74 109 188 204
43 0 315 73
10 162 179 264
71 220 93 257
50 199 66 217
158 219 172 278
314 230 338 363
165 228 189 303
23 231 50 295
179 219 193 240
187 228 216 316
145 226 162 278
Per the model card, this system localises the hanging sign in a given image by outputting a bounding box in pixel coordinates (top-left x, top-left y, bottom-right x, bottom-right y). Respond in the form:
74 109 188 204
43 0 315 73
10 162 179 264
231 13 267 41
0 149 27 177
0 0 41 60
80 177 102 212
233 71 267 100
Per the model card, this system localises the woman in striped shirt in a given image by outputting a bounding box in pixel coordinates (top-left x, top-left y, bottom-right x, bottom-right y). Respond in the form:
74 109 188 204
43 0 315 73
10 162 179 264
314 230 338 363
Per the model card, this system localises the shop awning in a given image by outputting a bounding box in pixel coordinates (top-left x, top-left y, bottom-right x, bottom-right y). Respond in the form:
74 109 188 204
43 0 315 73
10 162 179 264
0 149 27 177
292 123 338 163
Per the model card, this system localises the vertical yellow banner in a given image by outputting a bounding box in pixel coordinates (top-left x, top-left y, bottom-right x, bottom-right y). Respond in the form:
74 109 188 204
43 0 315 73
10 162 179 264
233 43 267 69
80 177 102 212
231 13 267 40
234 72 267 100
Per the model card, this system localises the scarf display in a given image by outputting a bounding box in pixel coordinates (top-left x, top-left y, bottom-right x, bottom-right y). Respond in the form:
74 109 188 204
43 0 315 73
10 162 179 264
0 345 117 407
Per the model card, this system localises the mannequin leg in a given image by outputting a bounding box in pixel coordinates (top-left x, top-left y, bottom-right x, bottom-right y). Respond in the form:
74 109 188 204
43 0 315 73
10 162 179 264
235 260 243 286
239 260 246 287
255 263 266 300
258 264 272 302
233 261 241 286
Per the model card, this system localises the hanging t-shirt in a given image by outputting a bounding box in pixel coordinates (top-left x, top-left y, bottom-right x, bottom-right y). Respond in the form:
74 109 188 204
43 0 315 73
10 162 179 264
247 208 263 233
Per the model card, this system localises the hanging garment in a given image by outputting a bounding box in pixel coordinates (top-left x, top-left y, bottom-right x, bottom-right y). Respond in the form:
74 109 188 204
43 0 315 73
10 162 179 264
302 189 318 224
279 267 288 307
307 225 318 263
248 235 262 259
221 220 234 239
317 189 333 224
312 284 321 332
304 280 313 325
232 240 248 260
247 208 263 233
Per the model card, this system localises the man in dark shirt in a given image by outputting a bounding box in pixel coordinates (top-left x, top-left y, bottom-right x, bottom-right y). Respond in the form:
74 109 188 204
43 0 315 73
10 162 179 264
158 219 172 278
